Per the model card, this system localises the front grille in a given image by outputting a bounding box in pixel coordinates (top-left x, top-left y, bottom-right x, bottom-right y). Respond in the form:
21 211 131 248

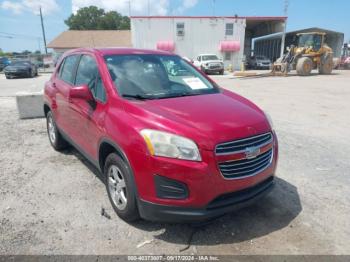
218 148 273 179
215 132 272 155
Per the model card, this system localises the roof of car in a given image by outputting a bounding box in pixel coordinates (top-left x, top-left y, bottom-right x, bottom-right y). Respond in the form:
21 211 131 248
67 47 175 56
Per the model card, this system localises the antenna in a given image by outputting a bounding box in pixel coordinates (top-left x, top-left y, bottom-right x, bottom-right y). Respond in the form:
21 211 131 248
280 0 289 57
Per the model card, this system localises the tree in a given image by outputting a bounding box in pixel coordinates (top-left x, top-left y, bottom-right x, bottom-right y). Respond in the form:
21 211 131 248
65 6 130 30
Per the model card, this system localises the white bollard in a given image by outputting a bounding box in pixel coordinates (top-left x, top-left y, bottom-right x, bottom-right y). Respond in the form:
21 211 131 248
16 92 45 119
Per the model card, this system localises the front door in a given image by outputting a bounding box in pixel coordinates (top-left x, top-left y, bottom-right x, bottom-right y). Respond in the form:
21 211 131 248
71 54 108 160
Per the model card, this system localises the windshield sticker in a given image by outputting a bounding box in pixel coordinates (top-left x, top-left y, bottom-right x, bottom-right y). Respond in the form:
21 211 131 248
182 77 208 90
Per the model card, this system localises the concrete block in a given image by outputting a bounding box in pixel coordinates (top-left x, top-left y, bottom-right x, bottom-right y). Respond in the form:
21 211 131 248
16 92 45 119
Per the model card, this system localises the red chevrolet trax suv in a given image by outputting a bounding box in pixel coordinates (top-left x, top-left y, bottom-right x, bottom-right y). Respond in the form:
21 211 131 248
44 48 278 223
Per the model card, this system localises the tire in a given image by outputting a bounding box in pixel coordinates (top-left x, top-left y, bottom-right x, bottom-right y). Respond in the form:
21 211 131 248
319 53 333 74
46 111 68 151
105 153 140 222
5 75 10 79
219 70 224 75
296 57 313 76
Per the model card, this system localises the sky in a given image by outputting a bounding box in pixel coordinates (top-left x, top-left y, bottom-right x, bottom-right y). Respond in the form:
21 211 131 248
0 0 349 53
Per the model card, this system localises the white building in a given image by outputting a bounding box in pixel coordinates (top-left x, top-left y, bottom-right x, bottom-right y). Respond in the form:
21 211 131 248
131 16 285 70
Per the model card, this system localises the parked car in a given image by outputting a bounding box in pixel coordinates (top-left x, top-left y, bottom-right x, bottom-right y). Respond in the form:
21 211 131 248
247 55 272 69
193 54 224 75
0 57 11 71
4 60 38 79
44 48 278 222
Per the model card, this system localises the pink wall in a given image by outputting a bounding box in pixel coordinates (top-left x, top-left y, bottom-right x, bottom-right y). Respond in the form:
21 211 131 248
156 41 175 52
219 41 240 52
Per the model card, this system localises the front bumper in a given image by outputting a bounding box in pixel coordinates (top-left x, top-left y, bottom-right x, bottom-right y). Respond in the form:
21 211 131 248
128 131 278 222
138 176 275 222
5 71 29 77
257 64 271 68
204 67 223 72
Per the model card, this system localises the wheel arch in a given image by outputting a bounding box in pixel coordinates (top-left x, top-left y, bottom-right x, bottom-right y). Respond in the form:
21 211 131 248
98 139 129 173
98 138 139 197
43 103 51 117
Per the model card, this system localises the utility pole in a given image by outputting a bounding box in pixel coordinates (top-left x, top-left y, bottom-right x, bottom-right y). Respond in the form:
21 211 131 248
280 0 289 57
39 6 48 54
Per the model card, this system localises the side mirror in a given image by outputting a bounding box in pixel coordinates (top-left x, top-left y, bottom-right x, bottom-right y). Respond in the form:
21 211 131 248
69 84 94 101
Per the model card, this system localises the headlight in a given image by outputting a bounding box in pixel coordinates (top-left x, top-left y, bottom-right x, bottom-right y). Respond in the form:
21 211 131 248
264 112 274 130
140 129 201 161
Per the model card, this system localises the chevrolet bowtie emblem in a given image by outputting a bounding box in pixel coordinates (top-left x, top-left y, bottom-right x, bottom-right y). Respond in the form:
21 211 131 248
245 146 261 159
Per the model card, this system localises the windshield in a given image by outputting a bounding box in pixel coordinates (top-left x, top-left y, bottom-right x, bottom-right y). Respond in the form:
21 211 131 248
11 61 30 66
202 55 219 61
104 54 219 100
298 34 322 50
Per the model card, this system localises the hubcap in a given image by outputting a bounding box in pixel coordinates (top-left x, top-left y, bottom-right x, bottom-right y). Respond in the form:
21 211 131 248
48 115 56 144
108 165 127 210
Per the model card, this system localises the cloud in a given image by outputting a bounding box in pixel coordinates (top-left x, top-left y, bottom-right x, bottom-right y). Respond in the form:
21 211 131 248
0 0 59 15
176 0 198 14
1 1 24 14
72 0 198 16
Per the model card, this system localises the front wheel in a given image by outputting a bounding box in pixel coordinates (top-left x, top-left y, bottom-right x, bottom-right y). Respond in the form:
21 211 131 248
296 57 313 76
105 153 140 222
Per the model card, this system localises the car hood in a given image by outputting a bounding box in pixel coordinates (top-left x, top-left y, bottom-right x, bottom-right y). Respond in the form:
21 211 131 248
5 65 29 70
124 90 271 150
203 60 222 64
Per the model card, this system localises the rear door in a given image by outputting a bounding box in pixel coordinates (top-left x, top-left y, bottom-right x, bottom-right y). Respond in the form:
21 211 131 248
53 55 80 136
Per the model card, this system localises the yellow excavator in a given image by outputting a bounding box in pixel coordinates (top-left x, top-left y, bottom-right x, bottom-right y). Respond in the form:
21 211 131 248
272 32 333 76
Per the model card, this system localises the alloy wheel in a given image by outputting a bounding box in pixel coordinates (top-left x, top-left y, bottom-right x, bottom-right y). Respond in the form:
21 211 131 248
47 115 56 144
108 165 127 210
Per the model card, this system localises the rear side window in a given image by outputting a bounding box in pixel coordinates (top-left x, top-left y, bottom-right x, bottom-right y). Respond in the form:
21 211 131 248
59 55 79 84
75 55 106 103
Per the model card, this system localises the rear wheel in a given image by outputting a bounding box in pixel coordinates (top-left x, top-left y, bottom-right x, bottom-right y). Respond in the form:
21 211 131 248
105 153 140 222
319 53 333 74
296 57 313 76
46 111 68 151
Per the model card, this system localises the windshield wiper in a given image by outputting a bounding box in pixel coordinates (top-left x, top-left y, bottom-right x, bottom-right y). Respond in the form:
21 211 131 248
122 94 152 100
155 92 212 99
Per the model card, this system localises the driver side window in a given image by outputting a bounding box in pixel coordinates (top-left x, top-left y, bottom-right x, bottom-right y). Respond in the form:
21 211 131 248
75 55 106 103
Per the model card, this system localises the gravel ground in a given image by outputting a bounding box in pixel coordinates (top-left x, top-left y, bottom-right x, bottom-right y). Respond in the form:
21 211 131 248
0 71 349 255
